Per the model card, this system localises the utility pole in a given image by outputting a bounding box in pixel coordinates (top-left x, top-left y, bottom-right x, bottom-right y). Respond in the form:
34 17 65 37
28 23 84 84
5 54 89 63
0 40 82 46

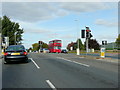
86 38 89 53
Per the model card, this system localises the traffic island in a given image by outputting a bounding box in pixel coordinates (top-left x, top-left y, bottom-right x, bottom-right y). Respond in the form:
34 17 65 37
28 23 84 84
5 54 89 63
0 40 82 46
79 55 118 64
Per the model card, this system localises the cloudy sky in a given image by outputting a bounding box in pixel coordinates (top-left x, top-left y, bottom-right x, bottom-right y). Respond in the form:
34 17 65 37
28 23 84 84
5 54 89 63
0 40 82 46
1 0 119 49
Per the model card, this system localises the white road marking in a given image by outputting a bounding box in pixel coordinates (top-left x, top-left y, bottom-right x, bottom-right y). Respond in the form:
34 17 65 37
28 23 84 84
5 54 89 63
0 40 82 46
72 61 90 67
56 57 90 67
46 80 57 90
29 58 40 69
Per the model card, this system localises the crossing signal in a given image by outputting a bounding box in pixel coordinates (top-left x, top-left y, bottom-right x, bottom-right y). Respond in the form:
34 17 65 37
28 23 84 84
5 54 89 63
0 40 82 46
39 41 43 45
81 29 85 38
102 41 107 45
105 41 107 45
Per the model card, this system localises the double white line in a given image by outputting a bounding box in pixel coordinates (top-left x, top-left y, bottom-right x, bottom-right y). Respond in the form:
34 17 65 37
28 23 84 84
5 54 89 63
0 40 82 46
57 57 90 67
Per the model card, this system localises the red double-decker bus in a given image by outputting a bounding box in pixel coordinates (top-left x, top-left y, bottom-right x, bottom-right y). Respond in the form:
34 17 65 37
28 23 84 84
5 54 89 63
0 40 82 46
48 40 62 53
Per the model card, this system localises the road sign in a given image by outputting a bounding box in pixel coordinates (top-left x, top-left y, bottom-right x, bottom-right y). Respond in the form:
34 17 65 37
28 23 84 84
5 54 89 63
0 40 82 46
100 48 105 58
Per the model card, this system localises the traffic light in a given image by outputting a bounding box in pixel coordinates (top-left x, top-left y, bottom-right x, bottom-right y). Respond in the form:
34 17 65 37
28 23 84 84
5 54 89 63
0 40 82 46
102 41 104 45
81 29 85 38
105 41 107 45
2 37 5 43
39 41 43 45
86 26 90 30
102 41 107 45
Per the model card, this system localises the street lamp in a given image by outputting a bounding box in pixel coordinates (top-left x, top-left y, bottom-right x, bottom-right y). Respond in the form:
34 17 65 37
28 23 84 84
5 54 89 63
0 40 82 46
75 19 80 55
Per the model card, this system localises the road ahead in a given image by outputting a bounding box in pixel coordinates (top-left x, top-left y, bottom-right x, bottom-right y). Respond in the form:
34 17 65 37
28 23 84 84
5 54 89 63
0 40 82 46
2 53 119 89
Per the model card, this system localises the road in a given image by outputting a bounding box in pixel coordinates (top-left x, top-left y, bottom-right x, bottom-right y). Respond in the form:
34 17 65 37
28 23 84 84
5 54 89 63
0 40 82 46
2 53 119 89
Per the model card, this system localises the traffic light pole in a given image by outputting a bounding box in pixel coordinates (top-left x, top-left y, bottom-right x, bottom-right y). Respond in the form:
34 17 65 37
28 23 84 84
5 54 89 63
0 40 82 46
86 38 89 53
77 38 80 55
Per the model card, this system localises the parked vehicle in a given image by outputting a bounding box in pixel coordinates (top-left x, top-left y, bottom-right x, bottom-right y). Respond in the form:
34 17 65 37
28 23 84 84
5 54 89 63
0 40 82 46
61 49 68 53
43 48 49 53
4 45 28 63
48 40 62 53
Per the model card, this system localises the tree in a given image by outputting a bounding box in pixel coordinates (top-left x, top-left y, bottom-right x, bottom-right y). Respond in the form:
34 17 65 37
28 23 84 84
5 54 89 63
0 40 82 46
76 38 84 50
1 15 24 45
32 41 48 51
42 43 48 49
32 43 39 51
67 42 74 51
85 39 100 50
115 34 120 49
67 38 84 51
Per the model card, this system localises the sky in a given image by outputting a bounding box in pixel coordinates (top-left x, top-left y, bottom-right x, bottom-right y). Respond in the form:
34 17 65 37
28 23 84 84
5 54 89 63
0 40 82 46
0 0 119 49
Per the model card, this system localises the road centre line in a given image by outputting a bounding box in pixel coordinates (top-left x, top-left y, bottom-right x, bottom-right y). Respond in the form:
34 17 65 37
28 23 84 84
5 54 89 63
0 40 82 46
56 57 90 67
72 61 90 67
29 58 40 69
46 80 57 90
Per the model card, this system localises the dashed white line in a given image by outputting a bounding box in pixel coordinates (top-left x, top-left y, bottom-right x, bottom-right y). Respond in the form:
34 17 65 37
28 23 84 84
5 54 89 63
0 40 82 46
72 61 90 67
46 80 57 90
56 57 90 67
29 58 40 69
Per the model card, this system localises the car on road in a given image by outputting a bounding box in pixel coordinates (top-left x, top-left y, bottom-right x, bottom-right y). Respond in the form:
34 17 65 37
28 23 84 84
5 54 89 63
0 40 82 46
4 45 28 63
61 49 68 53
43 48 50 53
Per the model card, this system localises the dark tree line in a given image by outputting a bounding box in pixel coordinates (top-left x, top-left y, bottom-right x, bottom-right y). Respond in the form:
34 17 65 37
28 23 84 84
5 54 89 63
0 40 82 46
67 38 100 51
31 41 48 51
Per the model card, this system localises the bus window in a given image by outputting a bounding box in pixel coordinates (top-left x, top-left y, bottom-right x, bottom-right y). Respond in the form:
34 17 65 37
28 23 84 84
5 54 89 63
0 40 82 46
54 46 61 49
54 40 61 43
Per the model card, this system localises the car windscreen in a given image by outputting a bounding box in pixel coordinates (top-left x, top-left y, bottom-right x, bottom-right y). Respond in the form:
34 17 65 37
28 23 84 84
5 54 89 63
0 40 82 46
6 45 25 51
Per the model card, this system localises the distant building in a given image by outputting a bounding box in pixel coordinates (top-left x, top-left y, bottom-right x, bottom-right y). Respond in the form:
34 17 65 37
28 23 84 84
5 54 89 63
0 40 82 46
104 42 118 50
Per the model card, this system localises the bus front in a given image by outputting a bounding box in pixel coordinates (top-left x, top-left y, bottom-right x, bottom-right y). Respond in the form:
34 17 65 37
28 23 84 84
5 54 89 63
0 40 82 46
53 40 62 53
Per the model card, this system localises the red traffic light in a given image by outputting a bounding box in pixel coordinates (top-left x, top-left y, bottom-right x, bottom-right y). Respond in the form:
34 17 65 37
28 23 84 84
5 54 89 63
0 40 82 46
86 30 91 32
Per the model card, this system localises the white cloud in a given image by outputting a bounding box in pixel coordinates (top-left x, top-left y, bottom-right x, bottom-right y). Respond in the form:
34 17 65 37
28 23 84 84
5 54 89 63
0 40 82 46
95 19 118 27
2 2 116 23
59 2 111 13
2 2 59 22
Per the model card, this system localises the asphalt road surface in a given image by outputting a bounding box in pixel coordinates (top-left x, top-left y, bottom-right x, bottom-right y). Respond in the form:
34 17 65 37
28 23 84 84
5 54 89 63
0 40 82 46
2 53 119 89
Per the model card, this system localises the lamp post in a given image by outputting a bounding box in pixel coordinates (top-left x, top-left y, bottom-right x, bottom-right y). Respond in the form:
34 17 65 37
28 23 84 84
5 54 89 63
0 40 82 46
75 19 80 55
